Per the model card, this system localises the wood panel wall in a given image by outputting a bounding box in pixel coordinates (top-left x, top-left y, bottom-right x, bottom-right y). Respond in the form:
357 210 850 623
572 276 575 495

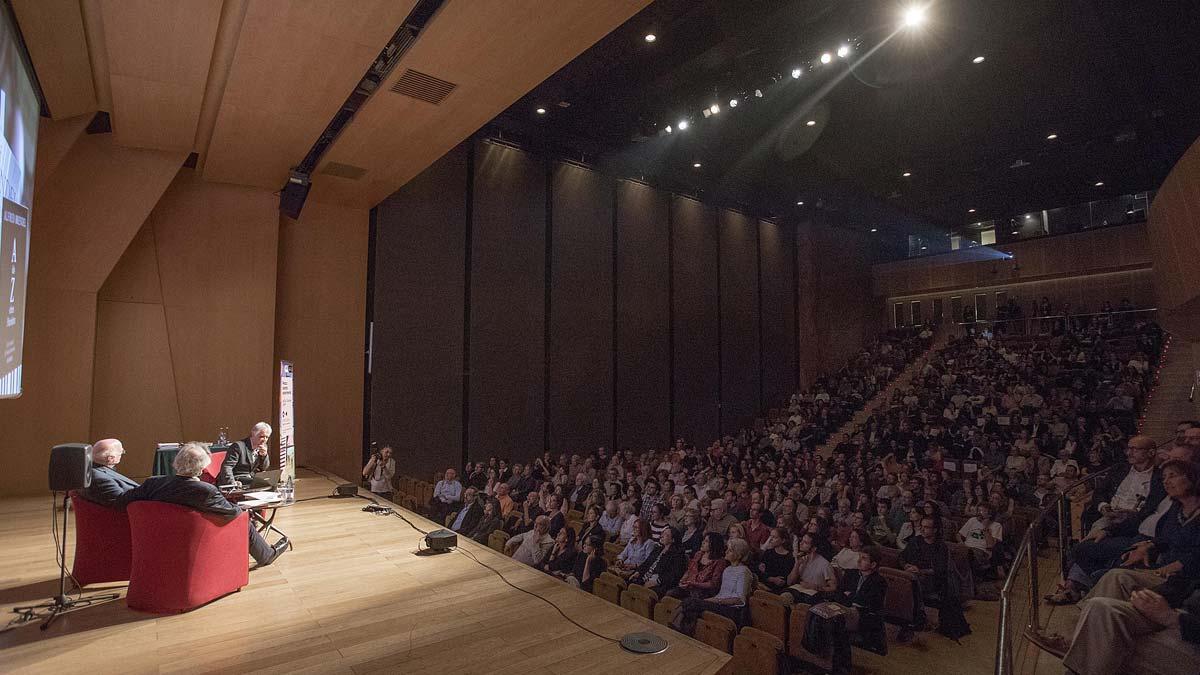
1148 137 1200 340
671 196 719 447
719 210 760 433
759 220 796 410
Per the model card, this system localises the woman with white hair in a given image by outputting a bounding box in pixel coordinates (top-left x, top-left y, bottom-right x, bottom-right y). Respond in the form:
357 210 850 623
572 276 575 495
117 442 289 567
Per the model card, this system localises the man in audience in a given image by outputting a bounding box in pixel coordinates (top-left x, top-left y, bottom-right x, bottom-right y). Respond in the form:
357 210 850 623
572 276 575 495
705 498 738 536
504 514 553 566
495 482 515 517
568 472 592 509
118 442 288 567
218 422 271 486
449 487 482 533
902 517 949 607
431 468 462 521
82 438 138 506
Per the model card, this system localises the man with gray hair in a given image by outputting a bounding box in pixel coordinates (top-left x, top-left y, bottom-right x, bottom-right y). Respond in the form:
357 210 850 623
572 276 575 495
118 442 288 567
218 422 272 487
81 438 138 506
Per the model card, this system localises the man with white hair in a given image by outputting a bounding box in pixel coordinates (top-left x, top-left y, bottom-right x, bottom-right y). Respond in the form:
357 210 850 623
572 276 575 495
81 438 138 506
118 442 288 567
218 422 272 487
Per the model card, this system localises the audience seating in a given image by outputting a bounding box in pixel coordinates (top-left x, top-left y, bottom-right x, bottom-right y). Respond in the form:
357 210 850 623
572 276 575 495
878 546 903 570
879 567 923 628
788 603 834 672
592 571 626 605
619 583 658 619
68 492 132 586
653 594 682 626
487 529 510 553
748 590 792 649
603 541 622 565
199 451 227 485
125 502 249 613
695 610 738 653
729 626 786 675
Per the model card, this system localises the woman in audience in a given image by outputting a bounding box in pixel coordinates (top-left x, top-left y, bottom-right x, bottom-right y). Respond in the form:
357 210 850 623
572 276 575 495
667 493 687 529
564 534 607 592
617 501 638 543
468 500 503 545
868 500 897 547
649 502 672 542
897 507 922 550
756 527 794 593
547 494 567 537
832 528 874 571
614 518 658 576
672 538 756 634
539 526 577 575
678 507 705 556
669 533 729 600
629 526 687 594
577 505 604 545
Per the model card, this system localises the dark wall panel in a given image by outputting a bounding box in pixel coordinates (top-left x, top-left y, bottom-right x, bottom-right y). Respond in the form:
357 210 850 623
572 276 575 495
469 141 545 462
549 163 613 453
616 181 670 450
372 144 466 480
671 196 719 447
760 220 796 410
719 209 760 431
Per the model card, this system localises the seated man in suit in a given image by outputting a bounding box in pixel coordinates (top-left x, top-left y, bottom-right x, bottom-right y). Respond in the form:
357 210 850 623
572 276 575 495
119 442 288 567
82 438 139 506
218 422 272 487
449 487 483 533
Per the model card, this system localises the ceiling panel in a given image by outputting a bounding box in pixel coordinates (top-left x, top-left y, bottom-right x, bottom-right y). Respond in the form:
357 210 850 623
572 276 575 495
202 0 418 189
310 0 652 207
100 0 223 151
10 0 97 120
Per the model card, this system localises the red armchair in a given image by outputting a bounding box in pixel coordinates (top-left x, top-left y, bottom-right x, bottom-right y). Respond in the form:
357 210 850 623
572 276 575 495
125 502 249 613
200 451 227 485
68 491 132 586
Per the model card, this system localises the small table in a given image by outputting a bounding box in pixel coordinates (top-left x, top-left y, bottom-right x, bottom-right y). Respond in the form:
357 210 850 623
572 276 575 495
228 490 292 539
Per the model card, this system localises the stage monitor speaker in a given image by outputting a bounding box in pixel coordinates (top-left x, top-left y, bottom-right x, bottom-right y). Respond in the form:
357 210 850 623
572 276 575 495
335 483 358 497
425 529 457 551
49 444 92 491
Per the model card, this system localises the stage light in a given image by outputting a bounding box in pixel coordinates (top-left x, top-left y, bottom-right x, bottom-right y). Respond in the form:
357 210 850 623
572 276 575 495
754 89 763 98
535 107 546 115
1025 214 1033 220
902 171 912 177
1094 181 1104 187
806 120 816 126
729 98 738 108
870 228 878 232
665 125 673 134
902 5 928 29
644 33 656 43
791 67 803 79
677 120 689 130
709 103 721 115
821 52 832 64
838 45 851 58
1047 133 1058 140
1011 231 1018 235
972 55 986 64
693 162 702 168
796 201 804 205
968 208 976 213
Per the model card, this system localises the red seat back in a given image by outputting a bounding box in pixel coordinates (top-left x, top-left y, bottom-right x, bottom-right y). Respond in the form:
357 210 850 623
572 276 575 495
69 491 132 586
125 501 249 613
200 451 227 484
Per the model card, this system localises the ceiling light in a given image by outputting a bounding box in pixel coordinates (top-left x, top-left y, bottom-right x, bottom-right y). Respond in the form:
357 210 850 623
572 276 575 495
920 246 927 250
791 67 803 79
1047 133 1058 140
968 208 976 213
644 33 656 43
902 5 928 29
902 171 912 177
693 162 702 168
1094 181 1104 187
709 103 720 115
838 45 851 58
1126 210 1135 215
664 125 672 134
1010 231 1019 235
535 107 546 115
754 89 763 98
870 228 878 232
806 120 816 127
796 201 804 205
972 55 985 64
821 52 833 64
677 120 688 130
729 98 738 108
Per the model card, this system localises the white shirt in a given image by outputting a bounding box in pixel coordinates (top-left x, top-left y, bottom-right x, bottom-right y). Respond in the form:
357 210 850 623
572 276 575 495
832 547 861 570
959 517 1003 551
366 457 395 493
1138 496 1173 537
1106 466 1154 512
433 479 462 504
712 564 755 606
508 530 553 566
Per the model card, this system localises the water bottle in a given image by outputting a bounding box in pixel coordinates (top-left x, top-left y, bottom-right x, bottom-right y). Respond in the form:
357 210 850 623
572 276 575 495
283 476 295 504
216 427 228 446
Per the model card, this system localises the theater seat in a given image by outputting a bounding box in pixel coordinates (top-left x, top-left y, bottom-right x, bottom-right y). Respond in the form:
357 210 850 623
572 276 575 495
788 603 833 672
695 611 737 653
592 572 626 605
487 529 510 553
653 594 681 626
749 590 792 649
730 626 786 675
603 541 623 565
68 492 132 586
619 583 658 619
125 502 249 613
199 451 227 485
878 546 902 570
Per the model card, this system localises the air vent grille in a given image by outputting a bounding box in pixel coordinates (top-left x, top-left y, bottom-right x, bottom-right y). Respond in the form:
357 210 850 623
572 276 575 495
319 162 368 180
389 69 457 105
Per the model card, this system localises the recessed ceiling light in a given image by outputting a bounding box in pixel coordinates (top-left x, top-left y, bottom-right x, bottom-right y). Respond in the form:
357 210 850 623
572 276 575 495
796 201 804 205
806 120 816 127
820 52 833 64
644 33 656 43
838 45 851 58
972 55 986 64
1046 133 1058 140
677 120 688 130
791 67 803 79
870 228 878 232
968 208 976 213
1094 181 1104 187
535 107 546 115
1025 214 1033 220
1126 210 1135 215
920 246 927 250
729 98 738 108
693 162 702 168
902 171 912 177
664 125 672 134
709 103 720 115
1010 231 1019 235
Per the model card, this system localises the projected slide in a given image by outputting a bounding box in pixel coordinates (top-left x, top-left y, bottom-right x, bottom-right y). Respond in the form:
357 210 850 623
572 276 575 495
0 7 38 398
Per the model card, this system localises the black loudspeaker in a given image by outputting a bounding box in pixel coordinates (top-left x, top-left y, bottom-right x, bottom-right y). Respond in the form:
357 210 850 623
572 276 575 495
425 529 457 551
48 444 92 491
279 170 311 220
335 483 359 497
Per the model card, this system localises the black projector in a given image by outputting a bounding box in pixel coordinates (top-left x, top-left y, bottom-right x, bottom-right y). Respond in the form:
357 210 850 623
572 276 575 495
425 529 457 552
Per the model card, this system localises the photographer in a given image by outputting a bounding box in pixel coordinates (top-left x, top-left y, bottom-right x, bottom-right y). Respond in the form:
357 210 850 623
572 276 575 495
362 445 396 501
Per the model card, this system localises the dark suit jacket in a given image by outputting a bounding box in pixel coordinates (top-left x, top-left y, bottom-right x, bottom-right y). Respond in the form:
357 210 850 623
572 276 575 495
82 465 139 506
451 500 483 534
117 475 242 520
633 544 687 591
837 569 887 614
568 484 592 509
218 438 270 486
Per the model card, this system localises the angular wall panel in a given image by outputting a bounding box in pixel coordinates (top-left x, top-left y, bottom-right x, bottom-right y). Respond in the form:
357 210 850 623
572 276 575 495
760 220 796 410
719 209 760 432
672 196 719 447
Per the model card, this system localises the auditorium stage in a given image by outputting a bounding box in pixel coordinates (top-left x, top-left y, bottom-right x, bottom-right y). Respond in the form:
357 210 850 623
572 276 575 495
0 469 729 675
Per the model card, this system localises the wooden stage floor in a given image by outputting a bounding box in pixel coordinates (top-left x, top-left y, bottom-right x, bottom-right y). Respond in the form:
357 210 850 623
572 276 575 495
0 469 729 675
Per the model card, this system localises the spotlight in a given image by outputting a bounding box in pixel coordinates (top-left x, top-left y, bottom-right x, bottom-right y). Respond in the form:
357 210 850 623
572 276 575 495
1094 181 1104 187
821 52 832 64
729 98 738 108
693 162 702 168
677 120 689 130
791 68 803 79
902 171 912 177
806 120 816 127
870 228 878 232
754 89 763 98
968 208 976 213
796 201 804 205
1025 214 1033 220
665 125 673 134
709 103 720 115
1011 231 1019 235
972 55 986 64
535 107 546 115
838 45 851 58
1047 133 1058 140
901 5 928 29
644 33 656 43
